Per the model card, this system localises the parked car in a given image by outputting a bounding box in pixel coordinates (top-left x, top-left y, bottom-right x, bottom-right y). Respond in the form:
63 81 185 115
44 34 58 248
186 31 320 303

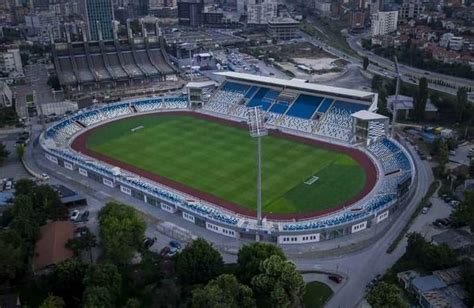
41 173 50 180
169 240 182 250
422 207 429 214
167 246 179 257
143 237 157 249
159 246 171 257
70 210 80 221
80 210 90 222
328 275 343 283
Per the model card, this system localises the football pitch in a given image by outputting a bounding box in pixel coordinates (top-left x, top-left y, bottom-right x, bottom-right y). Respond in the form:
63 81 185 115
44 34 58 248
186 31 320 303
85 114 367 215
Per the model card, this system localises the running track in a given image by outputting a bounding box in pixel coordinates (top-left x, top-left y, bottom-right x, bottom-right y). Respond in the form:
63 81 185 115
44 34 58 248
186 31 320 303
71 111 377 221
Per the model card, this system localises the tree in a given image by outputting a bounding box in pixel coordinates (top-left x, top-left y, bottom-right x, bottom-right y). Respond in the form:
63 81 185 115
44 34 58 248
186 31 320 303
31 185 69 222
47 74 60 90
0 142 9 165
16 144 24 159
251 255 305 307
10 195 40 245
405 233 457 271
192 274 256 308
455 87 469 123
413 77 428 122
432 138 449 167
367 282 404 308
0 230 26 282
452 191 474 232
51 259 89 302
83 263 122 301
39 295 65 308
98 202 146 264
83 286 112 308
236 242 286 285
363 56 369 70
371 75 384 92
175 238 223 286
13 179 35 197
461 260 474 306
66 227 97 263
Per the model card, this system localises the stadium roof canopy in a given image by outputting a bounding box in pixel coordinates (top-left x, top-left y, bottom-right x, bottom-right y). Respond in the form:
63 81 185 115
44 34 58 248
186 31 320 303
351 110 388 121
215 72 377 106
186 81 217 88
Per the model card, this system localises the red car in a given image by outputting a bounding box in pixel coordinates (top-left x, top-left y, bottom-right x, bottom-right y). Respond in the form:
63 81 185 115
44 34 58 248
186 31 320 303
159 246 171 257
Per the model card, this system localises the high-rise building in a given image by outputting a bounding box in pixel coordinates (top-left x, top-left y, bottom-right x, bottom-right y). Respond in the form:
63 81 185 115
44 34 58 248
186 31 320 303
85 0 115 41
177 0 203 27
247 0 276 24
0 48 23 76
371 10 398 36
399 0 423 20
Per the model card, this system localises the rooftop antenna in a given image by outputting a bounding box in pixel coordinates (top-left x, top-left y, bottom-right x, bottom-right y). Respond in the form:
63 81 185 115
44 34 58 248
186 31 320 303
391 56 400 138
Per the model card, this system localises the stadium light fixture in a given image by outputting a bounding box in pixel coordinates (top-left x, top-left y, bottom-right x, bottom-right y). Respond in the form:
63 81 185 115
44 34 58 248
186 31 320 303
247 106 267 229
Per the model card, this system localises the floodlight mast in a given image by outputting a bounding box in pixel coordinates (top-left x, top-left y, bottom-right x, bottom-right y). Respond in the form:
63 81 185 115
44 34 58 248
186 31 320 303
392 56 400 138
247 107 267 231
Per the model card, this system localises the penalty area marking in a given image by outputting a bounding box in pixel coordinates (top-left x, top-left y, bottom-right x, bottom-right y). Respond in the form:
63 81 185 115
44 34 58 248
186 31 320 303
304 175 319 185
131 126 144 132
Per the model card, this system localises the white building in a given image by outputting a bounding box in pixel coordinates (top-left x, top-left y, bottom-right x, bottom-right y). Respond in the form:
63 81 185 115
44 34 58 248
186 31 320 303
371 10 398 36
0 81 13 107
0 48 23 76
247 0 277 25
314 0 331 14
448 36 464 51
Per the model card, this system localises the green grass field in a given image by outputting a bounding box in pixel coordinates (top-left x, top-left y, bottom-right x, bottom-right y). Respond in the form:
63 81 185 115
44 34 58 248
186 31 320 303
85 114 366 215
304 281 334 308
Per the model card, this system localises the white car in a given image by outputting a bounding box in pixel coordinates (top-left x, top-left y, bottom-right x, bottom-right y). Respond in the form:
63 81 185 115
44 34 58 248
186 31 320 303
70 210 80 221
41 173 50 180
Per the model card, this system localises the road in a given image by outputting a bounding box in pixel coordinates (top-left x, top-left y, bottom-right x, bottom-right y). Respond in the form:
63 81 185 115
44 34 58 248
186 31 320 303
346 34 473 95
292 141 433 307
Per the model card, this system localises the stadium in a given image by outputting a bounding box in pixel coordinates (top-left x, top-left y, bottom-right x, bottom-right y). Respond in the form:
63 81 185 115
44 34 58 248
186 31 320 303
40 72 416 245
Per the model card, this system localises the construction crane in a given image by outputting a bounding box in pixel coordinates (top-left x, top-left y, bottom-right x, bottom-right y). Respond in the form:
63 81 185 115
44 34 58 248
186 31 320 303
391 56 401 138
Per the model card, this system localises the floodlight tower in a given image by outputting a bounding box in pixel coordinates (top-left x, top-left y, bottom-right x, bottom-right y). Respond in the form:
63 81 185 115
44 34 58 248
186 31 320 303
247 106 267 229
391 56 401 138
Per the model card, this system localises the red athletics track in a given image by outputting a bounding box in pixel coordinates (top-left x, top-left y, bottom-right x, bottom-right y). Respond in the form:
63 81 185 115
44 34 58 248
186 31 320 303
71 111 377 221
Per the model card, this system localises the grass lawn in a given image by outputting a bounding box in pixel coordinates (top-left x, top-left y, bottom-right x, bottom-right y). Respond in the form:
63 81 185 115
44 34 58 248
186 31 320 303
86 114 366 215
304 281 334 308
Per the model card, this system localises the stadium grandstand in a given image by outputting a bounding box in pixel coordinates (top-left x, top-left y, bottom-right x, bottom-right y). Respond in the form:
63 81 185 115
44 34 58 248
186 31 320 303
40 73 415 245
52 21 178 92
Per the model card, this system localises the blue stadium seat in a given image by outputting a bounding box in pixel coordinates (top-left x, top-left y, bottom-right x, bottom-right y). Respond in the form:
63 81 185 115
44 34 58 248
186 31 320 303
286 94 323 119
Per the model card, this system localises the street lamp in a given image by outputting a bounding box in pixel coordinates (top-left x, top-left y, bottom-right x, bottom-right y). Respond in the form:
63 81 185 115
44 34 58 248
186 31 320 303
247 106 267 228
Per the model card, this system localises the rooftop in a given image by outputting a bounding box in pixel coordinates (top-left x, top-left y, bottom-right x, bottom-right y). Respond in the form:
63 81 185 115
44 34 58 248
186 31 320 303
431 229 474 251
387 95 438 112
33 221 75 272
215 72 377 104
412 275 447 293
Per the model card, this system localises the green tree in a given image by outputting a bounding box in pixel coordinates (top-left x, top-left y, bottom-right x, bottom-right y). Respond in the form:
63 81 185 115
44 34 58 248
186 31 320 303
51 259 89 302
66 227 97 263
0 230 26 282
371 75 384 92
452 191 474 232
31 185 68 221
432 138 449 167
39 295 65 308
10 195 40 244
98 202 146 264
461 260 474 306
83 263 122 301
175 238 223 286
236 242 286 285
367 282 405 308
456 87 469 123
413 77 428 122
363 56 369 70
251 255 305 308
192 274 256 308
405 233 457 271
124 298 141 308
0 142 9 165
47 74 60 90
83 286 112 308
16 144 24 159
13 179 35 197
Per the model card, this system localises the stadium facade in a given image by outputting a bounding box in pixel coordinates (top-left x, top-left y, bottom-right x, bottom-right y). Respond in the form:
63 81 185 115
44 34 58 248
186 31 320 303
40 73 416 245
52 20 178 92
